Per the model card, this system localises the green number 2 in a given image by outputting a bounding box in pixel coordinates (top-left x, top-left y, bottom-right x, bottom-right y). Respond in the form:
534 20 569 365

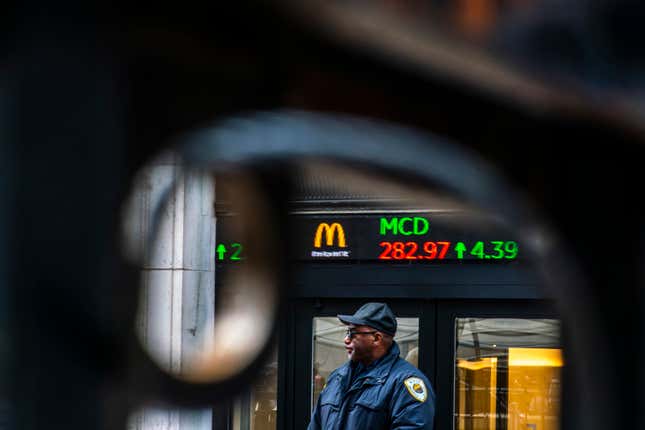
230 243 243 261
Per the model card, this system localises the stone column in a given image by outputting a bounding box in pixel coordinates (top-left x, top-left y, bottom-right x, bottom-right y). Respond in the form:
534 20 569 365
125 152 216 430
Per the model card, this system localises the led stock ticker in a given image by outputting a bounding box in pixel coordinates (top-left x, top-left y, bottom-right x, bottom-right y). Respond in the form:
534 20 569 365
378 240 518 261
216 242 244 261
216 214 520 263
377 217 518 262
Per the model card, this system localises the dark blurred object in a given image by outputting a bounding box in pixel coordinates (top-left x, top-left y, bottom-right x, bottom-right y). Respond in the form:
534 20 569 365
495 0 645 96
3 0 645 430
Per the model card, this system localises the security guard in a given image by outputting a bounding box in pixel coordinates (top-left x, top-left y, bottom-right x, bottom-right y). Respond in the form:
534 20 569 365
308 302 435 430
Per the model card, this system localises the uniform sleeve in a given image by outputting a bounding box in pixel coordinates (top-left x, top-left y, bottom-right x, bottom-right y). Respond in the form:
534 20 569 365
389 376 435 430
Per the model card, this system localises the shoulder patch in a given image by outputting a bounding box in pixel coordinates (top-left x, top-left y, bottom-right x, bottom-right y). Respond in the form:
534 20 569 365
404 377 428 402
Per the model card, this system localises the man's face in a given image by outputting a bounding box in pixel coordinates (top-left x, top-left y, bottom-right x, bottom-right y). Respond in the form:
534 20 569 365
344 324 377 363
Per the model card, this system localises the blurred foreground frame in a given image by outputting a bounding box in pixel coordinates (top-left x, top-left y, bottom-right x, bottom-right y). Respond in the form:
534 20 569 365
5 1 645 430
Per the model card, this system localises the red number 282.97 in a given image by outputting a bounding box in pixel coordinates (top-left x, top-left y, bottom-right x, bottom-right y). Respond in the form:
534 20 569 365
379 241 450 260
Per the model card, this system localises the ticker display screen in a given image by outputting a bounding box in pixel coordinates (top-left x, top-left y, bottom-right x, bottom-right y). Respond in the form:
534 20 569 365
216 213 520 263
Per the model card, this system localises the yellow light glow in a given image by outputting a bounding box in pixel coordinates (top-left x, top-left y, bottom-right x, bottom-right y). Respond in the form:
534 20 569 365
457 357 497 371
509 348 563 367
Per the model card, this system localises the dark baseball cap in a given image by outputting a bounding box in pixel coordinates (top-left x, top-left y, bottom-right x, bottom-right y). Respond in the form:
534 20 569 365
338 302 397 336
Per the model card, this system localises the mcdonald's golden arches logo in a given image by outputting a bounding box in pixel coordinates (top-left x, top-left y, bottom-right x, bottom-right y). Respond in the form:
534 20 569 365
314 222 346 248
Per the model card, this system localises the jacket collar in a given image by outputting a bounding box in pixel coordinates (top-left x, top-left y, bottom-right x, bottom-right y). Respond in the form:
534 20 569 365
337 341 401 382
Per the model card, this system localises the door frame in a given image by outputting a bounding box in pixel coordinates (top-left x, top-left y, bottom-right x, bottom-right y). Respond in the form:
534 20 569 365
280 298 437 430
434 300 559 430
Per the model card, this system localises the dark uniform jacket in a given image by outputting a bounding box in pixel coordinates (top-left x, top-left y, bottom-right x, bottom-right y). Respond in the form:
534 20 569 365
307 342 435 430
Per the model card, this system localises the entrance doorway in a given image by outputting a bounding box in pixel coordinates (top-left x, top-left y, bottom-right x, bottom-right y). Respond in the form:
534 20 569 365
278 299 560 430
289 299 434 429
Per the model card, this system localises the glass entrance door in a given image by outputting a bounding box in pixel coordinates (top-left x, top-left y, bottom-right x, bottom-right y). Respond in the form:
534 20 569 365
436 302 562 430
283 300 561 430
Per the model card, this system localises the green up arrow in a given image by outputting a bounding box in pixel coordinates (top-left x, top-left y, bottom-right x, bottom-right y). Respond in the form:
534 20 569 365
454 242 467 259
216 244 227 261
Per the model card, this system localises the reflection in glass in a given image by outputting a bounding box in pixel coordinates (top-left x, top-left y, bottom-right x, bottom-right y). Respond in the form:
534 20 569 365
232 346 278 430
455 318 561 430
312 317 419 410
